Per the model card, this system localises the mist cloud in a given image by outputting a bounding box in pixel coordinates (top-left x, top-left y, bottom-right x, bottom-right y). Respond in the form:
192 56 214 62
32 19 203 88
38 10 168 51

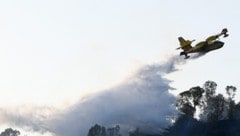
50 55 185 136
0 105 57 135
0 55 192 136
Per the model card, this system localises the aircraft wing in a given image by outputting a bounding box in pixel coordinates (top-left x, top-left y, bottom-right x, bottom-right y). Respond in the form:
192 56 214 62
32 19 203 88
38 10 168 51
205 35 218 44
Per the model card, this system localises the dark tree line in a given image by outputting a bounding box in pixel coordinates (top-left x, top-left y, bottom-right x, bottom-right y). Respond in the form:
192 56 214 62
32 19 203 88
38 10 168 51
176 81 240 121
162 81 240 136
0 128 20 136
88 124 121 136
87 124 160 136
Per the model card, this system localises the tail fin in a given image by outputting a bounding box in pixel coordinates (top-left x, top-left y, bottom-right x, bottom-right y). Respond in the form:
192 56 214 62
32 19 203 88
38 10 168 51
221 28 229 37
177 37 193 51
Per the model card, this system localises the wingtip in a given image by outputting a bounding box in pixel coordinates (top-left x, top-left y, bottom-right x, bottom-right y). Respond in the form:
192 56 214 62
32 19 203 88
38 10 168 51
176 47 181 50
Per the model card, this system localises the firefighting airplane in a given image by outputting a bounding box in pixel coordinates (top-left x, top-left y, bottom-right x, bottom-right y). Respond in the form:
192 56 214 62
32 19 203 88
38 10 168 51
177 28 229 59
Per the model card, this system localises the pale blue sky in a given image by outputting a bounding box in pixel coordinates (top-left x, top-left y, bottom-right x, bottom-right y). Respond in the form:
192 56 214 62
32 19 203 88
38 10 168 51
0 0 239 135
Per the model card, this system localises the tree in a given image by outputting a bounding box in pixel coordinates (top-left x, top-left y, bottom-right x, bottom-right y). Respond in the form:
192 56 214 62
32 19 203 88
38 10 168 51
203 81 217 99
88 124 106 136
176 86 204 117
0 128 20 136
226 86 237 119
87 124 121 136
200 81 229 122
226 86 237 99
234 102 240 119
128 128 140 136
205 94 227 121
107 125 121 136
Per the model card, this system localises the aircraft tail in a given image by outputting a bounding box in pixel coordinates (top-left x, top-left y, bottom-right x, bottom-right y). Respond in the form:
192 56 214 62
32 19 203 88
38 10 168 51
221 28 229 37
177 37 193 51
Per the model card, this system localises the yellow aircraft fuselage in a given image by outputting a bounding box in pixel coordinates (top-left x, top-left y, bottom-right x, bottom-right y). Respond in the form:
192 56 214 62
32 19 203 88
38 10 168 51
185 40 224 54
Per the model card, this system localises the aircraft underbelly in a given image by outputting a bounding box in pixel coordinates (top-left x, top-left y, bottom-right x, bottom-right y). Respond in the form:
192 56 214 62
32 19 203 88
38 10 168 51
203 41 224 52
186 41 224 54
